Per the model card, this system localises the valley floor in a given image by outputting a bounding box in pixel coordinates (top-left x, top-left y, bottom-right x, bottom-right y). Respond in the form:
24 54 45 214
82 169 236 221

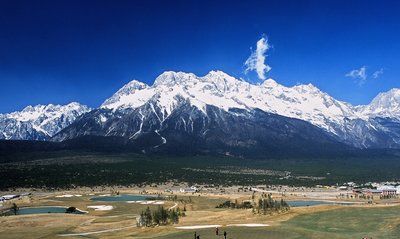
1 185 400 239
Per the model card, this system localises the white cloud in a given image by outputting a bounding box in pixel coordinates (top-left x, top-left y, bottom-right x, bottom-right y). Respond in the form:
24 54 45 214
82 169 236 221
372 68 384 79
244 36 272 80
346 66 367 85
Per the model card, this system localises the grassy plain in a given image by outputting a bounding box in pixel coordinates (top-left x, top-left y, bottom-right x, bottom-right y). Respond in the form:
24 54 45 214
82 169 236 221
1 190 399 239
1 151 400 238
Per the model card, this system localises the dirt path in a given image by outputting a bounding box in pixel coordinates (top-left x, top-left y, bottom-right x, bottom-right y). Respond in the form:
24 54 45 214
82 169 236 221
168 203 178 210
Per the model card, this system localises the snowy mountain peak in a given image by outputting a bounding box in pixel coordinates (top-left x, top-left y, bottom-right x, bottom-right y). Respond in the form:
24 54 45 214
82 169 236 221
371 88 400 105
123 80 149 90
261 78 279 88
114 80 149 95
100 70 361 136
2 69 400 149
153 71 197 87
90 69 400 148
9 102 88 122
205 70 236 80
21 101 82 110
358 88 400 117
101 79 149 109
293 83 321 94
0 102 91 140
67 101 88 109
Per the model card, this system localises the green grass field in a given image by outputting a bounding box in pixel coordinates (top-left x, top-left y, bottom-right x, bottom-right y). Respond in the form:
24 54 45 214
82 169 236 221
2 192 400 239
155 206 400 239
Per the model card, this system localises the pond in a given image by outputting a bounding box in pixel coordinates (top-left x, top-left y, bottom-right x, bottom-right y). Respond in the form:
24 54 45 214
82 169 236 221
90 194 160 202
287 200 360 207
1 206 86 216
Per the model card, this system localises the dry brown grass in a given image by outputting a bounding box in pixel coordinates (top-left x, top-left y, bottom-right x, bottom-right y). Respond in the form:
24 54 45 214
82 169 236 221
1 189 399 239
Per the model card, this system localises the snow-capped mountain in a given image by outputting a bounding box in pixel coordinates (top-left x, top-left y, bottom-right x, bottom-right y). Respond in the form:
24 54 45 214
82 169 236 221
3 70 400 153
101 71 358 134
357 88 400 118
0 102 91 140
52 70 400 151
98 70 394 147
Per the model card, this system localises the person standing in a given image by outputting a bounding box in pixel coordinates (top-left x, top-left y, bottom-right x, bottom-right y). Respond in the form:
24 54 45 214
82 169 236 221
224 231 227 239
215 227 219 236
194 232 197 239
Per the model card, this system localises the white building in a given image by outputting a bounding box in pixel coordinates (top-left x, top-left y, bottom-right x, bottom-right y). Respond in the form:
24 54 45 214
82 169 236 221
179 186 198 193
377 186 399 195
1 195 18 200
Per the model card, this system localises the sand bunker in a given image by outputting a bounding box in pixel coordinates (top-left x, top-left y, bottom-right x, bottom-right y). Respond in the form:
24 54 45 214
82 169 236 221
176 223 269 229
56 194 82 198
87 205 114 211
227 223 269 227
126 200 165 205
176 225 221 229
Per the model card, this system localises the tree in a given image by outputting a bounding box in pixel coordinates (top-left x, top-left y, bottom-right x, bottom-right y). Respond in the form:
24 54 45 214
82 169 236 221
153 208 161 225
144 207 152 227
11 203 19 215
160 206 168 224
257 196 289 214
137 211 145 227
65 206 77 213
169 209 179 224
138 206 183 227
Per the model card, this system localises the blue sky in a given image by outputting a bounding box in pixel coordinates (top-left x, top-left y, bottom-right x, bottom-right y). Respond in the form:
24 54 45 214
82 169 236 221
1 0 400 113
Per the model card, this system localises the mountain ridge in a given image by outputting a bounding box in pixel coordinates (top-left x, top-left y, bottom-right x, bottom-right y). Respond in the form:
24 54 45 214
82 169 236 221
96 70 400 148
2 70 400 154
0 102 90 140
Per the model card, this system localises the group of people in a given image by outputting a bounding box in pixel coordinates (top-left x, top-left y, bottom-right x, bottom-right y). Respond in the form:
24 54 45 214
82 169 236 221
194 227 227 239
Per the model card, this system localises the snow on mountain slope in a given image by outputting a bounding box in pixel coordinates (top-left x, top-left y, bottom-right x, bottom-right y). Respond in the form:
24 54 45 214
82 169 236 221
356 88 400 118
2 70 399 149
101 70 360 136
101 80 153 110
48 70 400 149
0 102 91 140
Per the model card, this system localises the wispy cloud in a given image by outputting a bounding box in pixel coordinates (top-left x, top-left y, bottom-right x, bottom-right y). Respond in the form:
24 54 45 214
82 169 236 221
244 36 272 80
346 66 367 86
346 66 384 86
372 68 384 79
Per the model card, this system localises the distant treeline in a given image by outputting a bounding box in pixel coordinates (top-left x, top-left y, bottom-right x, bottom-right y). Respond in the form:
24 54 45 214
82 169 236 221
1 149 400 190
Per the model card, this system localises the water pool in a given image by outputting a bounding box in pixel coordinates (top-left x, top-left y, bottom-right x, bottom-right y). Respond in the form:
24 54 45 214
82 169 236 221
2 206 85 215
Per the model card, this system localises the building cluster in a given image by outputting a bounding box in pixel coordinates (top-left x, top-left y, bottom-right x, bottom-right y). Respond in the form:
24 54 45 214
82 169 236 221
353 188 398 196
341 182 400 197
179 186 198 193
